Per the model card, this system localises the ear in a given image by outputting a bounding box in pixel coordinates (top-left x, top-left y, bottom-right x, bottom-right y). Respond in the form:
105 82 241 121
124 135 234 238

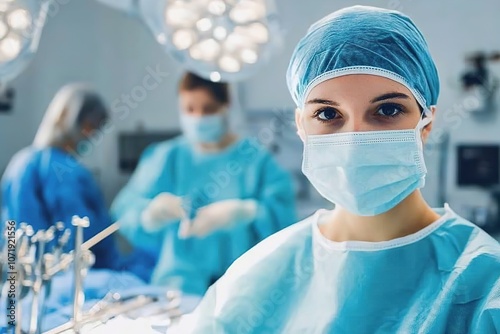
421 106 436 143
295 108 305 142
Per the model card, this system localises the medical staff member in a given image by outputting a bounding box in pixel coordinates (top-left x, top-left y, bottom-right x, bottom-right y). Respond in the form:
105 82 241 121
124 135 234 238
111 72 296 295
171 6 500 333
2 84 119 269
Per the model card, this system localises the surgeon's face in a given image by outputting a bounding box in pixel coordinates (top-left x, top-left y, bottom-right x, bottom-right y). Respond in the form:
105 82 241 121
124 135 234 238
296 74 434 140
179 88 226 117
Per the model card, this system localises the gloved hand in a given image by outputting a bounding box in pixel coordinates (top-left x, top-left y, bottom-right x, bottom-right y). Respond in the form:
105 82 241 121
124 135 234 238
178 199 258 238
141 193 186 232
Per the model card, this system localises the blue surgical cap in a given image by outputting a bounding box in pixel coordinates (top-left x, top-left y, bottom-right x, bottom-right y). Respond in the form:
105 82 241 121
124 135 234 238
286 5 440 109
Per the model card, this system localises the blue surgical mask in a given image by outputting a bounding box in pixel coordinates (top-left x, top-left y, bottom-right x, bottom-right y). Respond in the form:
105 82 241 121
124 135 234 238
181 113 227 144
302 112 431 216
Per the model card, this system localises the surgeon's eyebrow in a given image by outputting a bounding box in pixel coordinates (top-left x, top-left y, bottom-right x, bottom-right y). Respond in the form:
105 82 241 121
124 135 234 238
306 92 410 106
305 98 340 106
370 92 410 103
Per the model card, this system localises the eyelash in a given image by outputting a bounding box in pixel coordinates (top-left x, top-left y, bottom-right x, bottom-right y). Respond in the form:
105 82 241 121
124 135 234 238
375 103 407 118
312 107 340 123
312 103 407 123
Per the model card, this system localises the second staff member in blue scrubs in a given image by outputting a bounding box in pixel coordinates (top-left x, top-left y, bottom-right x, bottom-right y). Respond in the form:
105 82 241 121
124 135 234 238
111 72 297 296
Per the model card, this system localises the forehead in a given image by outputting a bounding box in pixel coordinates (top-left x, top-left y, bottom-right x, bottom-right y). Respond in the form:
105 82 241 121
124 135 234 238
306 74 415 102
179 88 218 104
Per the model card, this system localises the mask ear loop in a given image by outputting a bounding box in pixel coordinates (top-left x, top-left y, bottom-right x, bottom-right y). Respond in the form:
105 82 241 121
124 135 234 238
417 107 433 130
415 107 433 150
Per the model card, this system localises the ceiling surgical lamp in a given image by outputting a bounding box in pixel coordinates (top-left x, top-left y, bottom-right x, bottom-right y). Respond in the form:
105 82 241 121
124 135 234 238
0 0 51 84
96 0 282 82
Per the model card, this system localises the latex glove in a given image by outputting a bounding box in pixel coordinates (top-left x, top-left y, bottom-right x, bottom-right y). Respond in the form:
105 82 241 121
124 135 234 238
141 193 186 232
179 199 257 238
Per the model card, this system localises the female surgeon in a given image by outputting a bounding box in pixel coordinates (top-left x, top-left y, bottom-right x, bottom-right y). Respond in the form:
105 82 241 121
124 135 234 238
1 84 120 269
170 6 500 333
111 72 296 296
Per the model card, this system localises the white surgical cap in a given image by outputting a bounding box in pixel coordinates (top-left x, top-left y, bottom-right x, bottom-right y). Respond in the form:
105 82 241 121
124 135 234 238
33 83 108 148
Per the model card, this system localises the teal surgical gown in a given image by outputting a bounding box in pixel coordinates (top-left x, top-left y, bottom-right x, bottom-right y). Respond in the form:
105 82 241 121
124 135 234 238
110 137 297 295
2 147 121 270
170 205 500 333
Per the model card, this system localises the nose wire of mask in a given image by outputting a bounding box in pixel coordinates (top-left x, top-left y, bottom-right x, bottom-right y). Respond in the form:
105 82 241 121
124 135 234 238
301 110 432 216
180 113 227 144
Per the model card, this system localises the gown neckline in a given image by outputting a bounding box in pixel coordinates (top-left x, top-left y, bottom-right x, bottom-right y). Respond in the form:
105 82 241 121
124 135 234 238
312 203 456 252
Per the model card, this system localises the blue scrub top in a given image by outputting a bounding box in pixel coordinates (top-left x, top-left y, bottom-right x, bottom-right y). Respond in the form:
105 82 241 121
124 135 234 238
111 136 297 295
1 147 118 269
170 205 500 333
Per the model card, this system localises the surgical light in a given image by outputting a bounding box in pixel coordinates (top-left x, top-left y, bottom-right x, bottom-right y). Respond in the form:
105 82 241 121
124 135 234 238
196 17 213 32
240 48 258 64
0 34 22 60
195 39 221 61
243 22 269 43
0 0 51 83
0 21 8 40
213 26 227 40
8 8 31 30
210 71 221 82
145 0 281 82
219 55 240 72
172 29 196 50
94 0 281 81
229 0 266 24
207 0 226 16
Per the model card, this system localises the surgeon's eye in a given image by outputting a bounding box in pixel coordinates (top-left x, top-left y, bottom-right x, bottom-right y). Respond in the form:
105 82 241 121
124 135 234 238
313 107 340 123
375 103 406 118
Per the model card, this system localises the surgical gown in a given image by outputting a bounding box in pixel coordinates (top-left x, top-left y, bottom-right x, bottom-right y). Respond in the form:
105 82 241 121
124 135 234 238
170 205 500 333
2 147 119 269
111 137 296 295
